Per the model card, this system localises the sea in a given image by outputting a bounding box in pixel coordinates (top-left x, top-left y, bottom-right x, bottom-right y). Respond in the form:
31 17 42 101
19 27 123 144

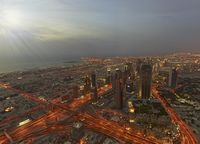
0 59 81 74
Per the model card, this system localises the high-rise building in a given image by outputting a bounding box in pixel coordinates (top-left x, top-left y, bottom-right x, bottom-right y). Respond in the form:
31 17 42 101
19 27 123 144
124 62 133 78
124 64 128 73
84 75 91 94
114 69 123 109
126 62 133 76
115 79 123 109
106 68 112 84
136 59 142 74
71 122 84 140
138 63 152 99
122 67 127 87
91 72 96 87
122 71 127 87
111 73 116 91
169 68 178 88
115 68 122 79
91 72 97 99
126 77 134 94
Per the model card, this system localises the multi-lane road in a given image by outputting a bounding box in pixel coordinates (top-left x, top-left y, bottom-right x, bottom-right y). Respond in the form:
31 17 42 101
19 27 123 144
77 112 162 144
1 82 197 144
0 83 163 144
152 86 198 144
0 109 68 143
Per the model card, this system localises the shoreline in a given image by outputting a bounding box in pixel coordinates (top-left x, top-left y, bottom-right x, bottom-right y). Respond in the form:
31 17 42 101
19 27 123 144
0 60 81 74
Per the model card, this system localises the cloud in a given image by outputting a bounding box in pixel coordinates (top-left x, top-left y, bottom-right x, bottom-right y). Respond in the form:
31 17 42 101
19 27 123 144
31 22 102 41
1 0 200 59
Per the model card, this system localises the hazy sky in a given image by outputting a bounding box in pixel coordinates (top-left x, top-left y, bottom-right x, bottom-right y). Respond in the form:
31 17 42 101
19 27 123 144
0 0 200 63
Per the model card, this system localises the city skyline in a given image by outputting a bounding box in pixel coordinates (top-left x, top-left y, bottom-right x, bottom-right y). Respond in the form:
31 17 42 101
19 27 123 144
0 55 199 143
0 1 199 143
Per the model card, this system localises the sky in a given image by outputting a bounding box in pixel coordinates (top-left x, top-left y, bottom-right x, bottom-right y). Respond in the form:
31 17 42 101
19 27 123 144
0 0 200 64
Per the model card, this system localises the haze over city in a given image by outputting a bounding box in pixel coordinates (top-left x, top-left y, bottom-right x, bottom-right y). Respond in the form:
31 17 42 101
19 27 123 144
1 0 200 64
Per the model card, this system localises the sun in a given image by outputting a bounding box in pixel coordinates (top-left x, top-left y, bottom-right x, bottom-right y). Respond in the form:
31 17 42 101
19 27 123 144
2 10 22 28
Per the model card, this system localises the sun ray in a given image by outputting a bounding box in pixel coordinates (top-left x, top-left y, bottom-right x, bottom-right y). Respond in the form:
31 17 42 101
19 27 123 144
2 9 22 28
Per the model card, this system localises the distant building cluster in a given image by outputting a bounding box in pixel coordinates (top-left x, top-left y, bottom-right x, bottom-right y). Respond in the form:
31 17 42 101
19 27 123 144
0 53 199 143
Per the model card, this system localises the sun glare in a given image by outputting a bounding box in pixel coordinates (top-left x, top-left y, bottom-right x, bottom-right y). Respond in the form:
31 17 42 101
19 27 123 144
2 10 22 28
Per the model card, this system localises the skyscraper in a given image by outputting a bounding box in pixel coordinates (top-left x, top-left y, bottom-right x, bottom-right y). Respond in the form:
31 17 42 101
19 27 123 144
122 68 128 88
111 73 116 91
124 64 128 73
126 77 134 94
138 63 152 99
136 59 142 74
169 68 178 88
124 62 133 79
127 62 133 76
114 69 123 109
115 68 122 79
71 122 84 140
91 72 96 88
84 75 91 94
106 68 112 84
91 72 97 99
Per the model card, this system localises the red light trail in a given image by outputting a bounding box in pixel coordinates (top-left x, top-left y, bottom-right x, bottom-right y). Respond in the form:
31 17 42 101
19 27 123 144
152 86 198 144
1 82 196 144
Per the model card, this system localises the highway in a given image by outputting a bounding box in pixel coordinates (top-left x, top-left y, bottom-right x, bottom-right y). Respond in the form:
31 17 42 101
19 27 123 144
0 84 115 143
0 109 66 143
77 112 162 144
0 83 164 143
152 86 198 144
0 105 45 128
96 108 128 118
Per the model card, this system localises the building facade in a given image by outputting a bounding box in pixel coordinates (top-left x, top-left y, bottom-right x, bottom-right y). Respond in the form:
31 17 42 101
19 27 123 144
138 63 152 99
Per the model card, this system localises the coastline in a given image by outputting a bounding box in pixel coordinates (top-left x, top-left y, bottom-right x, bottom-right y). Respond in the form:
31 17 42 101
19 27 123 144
0 59 81 74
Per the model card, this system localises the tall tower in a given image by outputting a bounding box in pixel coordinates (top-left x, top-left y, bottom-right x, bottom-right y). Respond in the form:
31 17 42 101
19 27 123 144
136 59 142 74
106 68 112 84
138 63 152 99
84 75 91 94
127 62 133 76
169 68 178 88
91 72 96 88
114 69 123 109
91 72 97 99
123 63 131 84
126 77 134 94
71 122 84 141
